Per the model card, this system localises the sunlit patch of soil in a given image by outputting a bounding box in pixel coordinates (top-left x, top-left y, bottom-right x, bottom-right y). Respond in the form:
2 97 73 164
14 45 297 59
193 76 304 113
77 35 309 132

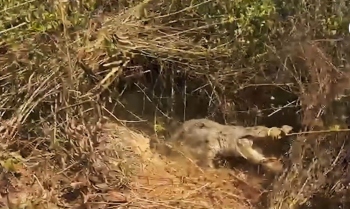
0 123 268 209
128 145 266 209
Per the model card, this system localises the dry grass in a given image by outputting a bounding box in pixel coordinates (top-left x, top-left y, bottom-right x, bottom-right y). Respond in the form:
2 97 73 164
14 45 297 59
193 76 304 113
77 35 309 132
0 0 257 207
0 0 350 209
266 42 350 209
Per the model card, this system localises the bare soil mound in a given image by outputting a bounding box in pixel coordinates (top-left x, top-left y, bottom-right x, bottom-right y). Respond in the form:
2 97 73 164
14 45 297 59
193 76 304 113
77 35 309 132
130 159 264 209
0 122 267 209
104 123 266 209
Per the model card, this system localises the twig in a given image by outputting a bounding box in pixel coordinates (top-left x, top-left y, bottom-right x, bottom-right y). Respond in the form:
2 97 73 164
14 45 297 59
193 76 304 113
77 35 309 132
268 100 297 117
287 128 350 136
0 22 27 35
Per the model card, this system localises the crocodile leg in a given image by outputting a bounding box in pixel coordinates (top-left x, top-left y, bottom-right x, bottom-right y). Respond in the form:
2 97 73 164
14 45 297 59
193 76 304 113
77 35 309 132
235 138 283 173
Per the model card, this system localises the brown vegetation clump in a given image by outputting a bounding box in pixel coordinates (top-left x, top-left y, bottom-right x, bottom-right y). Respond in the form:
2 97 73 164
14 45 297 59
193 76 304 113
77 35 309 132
267 42 350 209
0 0 350 208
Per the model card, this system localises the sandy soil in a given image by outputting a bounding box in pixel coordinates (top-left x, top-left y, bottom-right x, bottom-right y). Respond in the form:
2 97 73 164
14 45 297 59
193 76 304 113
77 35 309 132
0 122 270 209
109 123 270 209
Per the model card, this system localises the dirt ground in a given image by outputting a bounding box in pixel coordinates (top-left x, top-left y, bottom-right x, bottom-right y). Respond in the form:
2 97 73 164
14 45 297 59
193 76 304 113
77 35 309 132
129 155 266 209
102 123 271 209
0 122 274 209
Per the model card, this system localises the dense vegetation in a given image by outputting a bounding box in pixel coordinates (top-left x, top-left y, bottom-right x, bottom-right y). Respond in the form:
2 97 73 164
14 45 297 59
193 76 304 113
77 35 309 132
0 0 349 208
